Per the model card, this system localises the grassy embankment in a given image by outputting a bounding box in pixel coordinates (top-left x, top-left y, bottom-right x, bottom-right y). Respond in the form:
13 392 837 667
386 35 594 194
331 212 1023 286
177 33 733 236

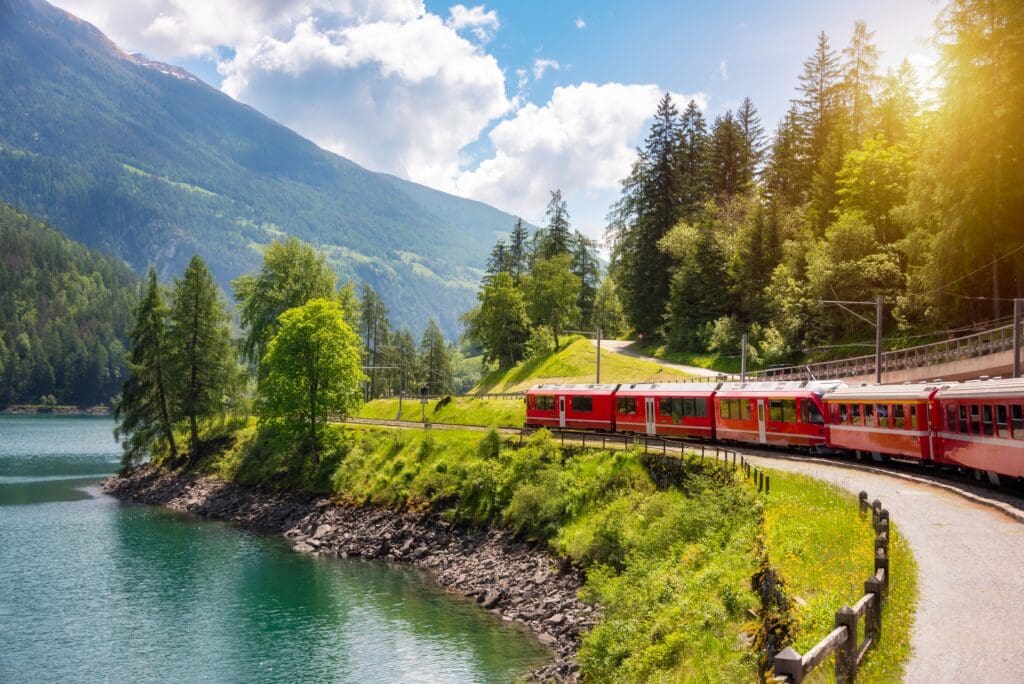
357 396 524 428
762 471 917 681
634 340 743 375
173 417 914 682
472 337 695 394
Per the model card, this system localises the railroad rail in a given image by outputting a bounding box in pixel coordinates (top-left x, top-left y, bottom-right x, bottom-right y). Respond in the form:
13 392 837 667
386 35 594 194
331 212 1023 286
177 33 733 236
773 493 890 684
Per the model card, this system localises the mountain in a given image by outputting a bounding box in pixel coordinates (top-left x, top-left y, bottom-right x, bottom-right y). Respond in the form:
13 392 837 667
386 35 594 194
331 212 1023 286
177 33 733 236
0 0 519 337
0 201 138 407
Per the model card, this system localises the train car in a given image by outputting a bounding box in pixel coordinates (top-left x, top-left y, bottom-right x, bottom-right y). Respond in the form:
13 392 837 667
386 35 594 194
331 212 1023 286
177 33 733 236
713 381 843 449
524 384 619 431
933 378 1024 480
613 382 720 439
824 384 944 461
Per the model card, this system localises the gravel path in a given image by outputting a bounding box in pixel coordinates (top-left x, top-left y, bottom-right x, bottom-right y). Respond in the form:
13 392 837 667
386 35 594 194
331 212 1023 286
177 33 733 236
744 454 1024 683
594 339 725 378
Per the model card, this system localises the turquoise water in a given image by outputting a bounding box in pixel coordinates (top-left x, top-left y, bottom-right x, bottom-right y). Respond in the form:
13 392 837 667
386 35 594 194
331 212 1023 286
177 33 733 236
0 415 548 682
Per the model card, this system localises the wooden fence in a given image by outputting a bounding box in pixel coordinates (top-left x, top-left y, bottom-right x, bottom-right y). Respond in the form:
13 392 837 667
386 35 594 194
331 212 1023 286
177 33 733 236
772 492 890 683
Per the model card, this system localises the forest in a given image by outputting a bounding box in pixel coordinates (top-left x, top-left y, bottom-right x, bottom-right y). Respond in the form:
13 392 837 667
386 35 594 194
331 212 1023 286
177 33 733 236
472 0 1023 369
0 202 138 407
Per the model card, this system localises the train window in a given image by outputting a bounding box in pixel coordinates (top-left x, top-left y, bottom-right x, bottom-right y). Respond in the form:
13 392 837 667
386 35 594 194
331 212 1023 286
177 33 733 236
864 403 875 426
958 405 968 433
836 404 847 423
946 405 957 432
851 404 861 424
996 405 1008 436
803 401 824 424
877 404 890 428
686 398 708 418
659 398 672 417
969 405 981 435
893 404 905 429
909 405 917 429
981 405 994 436
719 400 731 420
535 395 555 411
616 397 637 414
1012 405 1024 439
769 400 783 421
571 396 593 412
743 400 753 420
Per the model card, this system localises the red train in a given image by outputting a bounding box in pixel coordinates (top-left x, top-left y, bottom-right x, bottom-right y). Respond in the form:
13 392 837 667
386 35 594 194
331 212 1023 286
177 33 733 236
525 378 1024 483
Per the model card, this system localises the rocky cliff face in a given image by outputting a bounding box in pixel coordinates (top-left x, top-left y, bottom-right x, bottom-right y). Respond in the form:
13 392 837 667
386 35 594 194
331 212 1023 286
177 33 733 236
104 468 598 681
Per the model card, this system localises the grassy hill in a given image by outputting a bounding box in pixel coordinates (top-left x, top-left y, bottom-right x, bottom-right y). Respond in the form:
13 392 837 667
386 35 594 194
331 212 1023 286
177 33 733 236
358 396 525 428
0 0 524 336
471 337 695 394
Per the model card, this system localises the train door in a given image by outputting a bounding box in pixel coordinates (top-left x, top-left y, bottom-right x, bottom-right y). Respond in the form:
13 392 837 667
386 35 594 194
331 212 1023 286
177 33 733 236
558 396 566 428
757 399 767 444
645 397 656 436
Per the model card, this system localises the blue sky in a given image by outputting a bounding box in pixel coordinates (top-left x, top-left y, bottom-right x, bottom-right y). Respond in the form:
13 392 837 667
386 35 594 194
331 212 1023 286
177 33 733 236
54 0 940 239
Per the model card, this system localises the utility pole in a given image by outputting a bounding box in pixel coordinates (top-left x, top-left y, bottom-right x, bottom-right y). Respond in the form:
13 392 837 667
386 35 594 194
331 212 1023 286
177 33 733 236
596 327 601 383
875 295 883 385
819 297 885 384
1014 298 1022 379
741 332 748 382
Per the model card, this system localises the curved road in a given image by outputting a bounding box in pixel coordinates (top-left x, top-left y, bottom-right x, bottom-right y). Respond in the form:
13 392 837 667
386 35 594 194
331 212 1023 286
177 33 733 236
744 454 1024 682
594 339 724 378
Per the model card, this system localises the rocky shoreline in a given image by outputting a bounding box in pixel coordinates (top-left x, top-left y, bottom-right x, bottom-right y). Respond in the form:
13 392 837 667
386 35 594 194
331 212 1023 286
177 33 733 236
103 467 596 681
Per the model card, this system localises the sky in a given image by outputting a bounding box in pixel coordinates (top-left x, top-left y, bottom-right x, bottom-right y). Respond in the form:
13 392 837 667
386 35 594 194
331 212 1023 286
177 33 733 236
51 0 941 241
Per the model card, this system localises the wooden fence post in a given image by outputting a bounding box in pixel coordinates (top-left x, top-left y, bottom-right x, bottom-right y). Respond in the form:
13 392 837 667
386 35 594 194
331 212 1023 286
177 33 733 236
864 576 883 643
834 606 858 683
773 646 804 683
875 547 889 594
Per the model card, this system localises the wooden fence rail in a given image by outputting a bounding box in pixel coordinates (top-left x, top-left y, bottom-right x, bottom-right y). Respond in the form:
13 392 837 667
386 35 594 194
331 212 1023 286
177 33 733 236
772 492 890 683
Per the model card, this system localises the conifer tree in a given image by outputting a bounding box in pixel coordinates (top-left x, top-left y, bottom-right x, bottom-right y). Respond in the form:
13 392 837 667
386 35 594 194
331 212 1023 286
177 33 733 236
709 111 747 200
484 240 511 283
419 319 453 395
359 285 391 399
465 272 531 368
114 268 177 470
678 99 711 219
538 190 572 258
570 231 601 328
508 217 530 284
168 255 235 461
795 31 842 189
737 97 766 180
841 21 880 140
874 60 919 143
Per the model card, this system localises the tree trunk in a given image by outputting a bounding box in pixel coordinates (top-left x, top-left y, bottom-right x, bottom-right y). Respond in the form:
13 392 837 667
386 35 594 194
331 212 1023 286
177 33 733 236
154 356 177 459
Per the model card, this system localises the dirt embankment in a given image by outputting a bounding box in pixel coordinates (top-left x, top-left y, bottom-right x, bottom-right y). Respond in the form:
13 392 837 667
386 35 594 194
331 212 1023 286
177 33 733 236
103 468 597 682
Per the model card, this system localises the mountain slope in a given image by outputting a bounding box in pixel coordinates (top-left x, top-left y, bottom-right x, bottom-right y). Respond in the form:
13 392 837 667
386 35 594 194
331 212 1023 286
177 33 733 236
0 0 518 336
0 201 138 407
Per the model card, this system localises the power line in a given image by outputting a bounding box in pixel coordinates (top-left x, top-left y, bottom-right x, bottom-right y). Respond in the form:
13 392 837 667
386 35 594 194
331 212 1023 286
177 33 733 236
927 243 1024 297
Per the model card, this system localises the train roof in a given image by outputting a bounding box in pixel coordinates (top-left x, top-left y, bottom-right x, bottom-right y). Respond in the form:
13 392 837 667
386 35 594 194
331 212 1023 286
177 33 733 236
825 383 945 402
715 380 846 397
936 378 1024 400
615 382 721 396
527 383 620 395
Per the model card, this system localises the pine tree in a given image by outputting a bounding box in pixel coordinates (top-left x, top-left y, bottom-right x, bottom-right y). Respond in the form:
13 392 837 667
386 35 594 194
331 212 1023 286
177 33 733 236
359 285 391 400
570 231 601 328
419 319 453 395
763 106 806 207
709 111 747 200
538 190 572 258
794 31 842 191
484 239 511 283
841 21 880 141
114 268 177 470
737 97 766 182
678 99 711 220
168 255 235 461
875 59 919 143
508 217 530 284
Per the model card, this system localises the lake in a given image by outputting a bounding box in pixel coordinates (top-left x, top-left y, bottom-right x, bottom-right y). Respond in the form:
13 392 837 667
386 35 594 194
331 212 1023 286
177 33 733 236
0 415 548 682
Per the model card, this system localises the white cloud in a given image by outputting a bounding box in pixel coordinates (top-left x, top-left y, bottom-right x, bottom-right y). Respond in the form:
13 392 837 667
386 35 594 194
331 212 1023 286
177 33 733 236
718 59 728 80
446 4 500 43
532 57 560 80
455 83 706 235
575 16 586 30
51 1 707 240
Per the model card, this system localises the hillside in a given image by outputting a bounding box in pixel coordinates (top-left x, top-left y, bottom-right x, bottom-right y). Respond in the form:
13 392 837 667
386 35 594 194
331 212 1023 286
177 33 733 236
0 202 138 407
471 338 694 394
0 0 522 337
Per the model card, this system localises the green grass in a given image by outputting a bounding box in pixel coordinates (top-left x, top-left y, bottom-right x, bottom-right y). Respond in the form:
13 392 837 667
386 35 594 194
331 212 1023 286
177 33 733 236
357 396 525 428
473 337 694 393
637 341 744 375
763 471 917 682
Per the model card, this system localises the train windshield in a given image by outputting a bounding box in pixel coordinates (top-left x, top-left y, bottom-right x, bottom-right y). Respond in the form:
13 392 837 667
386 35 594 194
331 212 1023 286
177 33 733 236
803 401 824 424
